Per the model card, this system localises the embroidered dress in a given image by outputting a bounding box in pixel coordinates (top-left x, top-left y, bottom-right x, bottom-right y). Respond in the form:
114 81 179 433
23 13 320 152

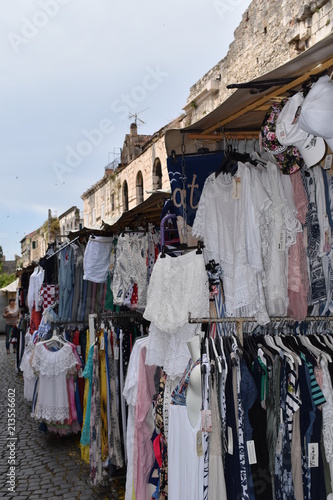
31 343 77 423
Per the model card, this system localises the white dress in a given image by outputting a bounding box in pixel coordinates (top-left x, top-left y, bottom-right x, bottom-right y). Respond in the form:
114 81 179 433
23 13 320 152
31 343 77 423
192 162 270 323
168 405 204 500
258 162 300 315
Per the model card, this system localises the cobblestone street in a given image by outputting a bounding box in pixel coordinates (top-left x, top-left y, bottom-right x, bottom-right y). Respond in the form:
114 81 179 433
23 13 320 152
0 337 125 499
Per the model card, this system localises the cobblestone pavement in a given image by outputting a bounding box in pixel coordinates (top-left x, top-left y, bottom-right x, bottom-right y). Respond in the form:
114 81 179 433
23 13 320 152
0 337 125 499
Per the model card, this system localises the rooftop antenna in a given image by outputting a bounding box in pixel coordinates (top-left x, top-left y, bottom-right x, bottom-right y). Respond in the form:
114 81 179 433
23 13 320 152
107 148 122 169
129 108 149 127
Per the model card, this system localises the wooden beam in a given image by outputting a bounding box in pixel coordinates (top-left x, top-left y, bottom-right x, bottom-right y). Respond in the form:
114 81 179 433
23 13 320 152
188 132 259 141
203 56 333 135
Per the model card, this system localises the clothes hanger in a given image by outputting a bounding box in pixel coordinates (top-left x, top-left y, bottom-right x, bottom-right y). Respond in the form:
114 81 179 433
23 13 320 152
38 328 66 346
264 335 295 368
210 337 222 373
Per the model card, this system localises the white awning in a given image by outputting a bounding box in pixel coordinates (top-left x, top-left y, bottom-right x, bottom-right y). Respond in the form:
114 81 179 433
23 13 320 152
0 278 19 293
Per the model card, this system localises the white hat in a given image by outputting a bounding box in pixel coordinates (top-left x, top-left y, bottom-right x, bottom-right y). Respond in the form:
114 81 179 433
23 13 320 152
276 92 326 168
299 75 333 150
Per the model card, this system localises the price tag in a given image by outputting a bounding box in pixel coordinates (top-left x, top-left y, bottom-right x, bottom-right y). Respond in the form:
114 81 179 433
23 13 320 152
227 426 233 455
276 423 283 455
114 346 119 360
246 440 257 465
100 336 105 351
78 368 83 378
196 430 203 456
232 176 241 200
278 230 286 252
308 443 319 467
276 122 287 142
76 345 81 355
201 410 212 432
324 154 333 170
303 227 308 249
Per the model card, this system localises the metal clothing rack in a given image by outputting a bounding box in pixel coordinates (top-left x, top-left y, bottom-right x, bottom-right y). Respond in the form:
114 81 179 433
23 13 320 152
45 235 81 260
188 313 333 344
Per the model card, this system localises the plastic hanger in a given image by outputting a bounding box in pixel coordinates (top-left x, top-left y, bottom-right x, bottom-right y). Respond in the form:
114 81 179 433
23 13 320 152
211 337 222 373
39 328 66 346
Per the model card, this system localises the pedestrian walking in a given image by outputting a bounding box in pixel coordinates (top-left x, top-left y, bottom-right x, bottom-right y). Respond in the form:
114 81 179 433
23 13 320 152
3 298 19 354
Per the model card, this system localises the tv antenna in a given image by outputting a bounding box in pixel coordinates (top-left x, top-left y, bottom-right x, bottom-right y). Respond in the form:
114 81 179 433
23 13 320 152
129 108 149 127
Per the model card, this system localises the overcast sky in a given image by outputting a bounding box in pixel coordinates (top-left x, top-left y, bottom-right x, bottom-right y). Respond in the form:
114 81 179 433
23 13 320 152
0 0 252 260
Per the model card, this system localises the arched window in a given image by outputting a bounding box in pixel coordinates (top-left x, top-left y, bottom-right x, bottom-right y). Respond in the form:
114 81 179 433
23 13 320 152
136 171 144 204
123 180 128 212
153 158 162 190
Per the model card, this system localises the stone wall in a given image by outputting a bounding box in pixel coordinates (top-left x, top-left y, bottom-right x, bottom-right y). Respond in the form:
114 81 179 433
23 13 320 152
186 0 333 124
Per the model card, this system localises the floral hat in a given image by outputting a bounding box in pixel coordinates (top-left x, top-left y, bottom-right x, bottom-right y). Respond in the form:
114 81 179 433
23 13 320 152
260 100 304 175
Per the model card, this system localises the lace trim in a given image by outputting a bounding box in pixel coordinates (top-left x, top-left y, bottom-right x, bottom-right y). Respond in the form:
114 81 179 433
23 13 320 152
146 322 199 379
144 252 209 333
32 344 78 376
33 404 69 423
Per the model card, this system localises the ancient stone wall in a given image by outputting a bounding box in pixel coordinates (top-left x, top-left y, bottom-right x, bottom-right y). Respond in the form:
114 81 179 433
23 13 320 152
186 0 333 124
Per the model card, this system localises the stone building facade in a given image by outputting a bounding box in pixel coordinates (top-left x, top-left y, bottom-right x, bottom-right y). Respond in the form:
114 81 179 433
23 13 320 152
58 206 83 237
83 0 333 229
184 0 333 124
20 229 46 267
81 119 181 227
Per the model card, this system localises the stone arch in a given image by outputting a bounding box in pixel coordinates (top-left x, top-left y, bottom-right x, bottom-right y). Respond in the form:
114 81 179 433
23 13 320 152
153 157 162 190
136 170 144 204
122 180 129 212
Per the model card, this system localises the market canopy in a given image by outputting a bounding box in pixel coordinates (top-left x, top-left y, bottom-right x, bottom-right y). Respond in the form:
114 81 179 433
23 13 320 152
67 191 171 240
165 32 333 156
102 191 170 232
0 278 19 293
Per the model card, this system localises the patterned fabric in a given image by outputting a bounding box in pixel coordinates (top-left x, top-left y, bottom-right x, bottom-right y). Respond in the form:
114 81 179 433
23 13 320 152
303 171 326 305
90 344 102 485
202 353 210 500
40 284 59 310
285 367 301 442
274 357 295 500
260 100 303 175
305 357 326 407
106 331 124 468
170 358 197 406
155 372 168 500
99 333 108 462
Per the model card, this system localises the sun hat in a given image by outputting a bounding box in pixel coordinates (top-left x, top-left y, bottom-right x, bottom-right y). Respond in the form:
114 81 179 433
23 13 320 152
299 75 333 150
260 99 303 175
276 92 326 168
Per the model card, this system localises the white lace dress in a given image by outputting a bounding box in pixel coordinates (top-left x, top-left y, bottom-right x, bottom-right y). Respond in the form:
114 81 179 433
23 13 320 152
192 162 270 324
258 162 301 316
31 343 78 423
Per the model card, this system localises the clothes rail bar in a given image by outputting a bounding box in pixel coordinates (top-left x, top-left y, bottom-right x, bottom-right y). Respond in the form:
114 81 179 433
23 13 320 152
45 235 81 260
188 313 333 344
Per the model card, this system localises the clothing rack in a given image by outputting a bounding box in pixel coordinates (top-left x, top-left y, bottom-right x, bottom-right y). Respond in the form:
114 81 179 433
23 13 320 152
98 311 143 319
45 235 81 260
188 313 333 344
